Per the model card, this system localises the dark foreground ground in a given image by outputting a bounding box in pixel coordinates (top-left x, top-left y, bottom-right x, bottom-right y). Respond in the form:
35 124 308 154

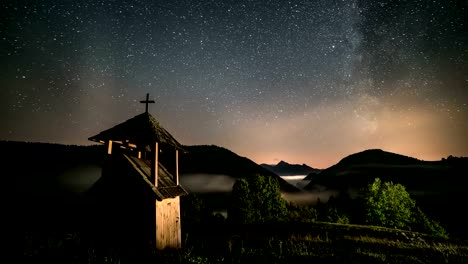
23 217 468 264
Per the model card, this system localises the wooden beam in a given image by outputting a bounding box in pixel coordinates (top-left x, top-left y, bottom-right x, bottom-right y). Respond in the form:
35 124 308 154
107 140 113 155
128 143 137 148
151 142 158 187
175 149 179 185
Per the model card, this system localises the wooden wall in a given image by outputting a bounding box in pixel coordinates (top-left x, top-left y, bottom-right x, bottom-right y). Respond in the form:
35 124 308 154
155 196 182 249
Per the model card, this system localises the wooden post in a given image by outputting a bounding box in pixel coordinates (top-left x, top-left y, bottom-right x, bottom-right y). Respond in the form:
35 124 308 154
177 197 182 247
107 140 113 155
137 151 141 159
175 149 179 185
151 142 159 187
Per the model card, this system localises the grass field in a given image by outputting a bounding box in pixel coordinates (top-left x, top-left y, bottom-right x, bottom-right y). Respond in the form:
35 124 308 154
24 221 468 264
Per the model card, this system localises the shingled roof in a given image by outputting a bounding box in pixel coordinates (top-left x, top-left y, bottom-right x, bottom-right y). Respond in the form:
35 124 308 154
124 154 188 200
88 112 185 151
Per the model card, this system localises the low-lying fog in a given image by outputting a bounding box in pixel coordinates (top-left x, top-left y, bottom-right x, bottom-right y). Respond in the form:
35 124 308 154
180 174 236 192
57 169 339 206
59 164 102 193
180 174 338 205
280 175 311 189
280 175 338 205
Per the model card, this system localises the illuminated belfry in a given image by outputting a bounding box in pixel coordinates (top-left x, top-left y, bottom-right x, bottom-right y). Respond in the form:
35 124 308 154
88 93 187 250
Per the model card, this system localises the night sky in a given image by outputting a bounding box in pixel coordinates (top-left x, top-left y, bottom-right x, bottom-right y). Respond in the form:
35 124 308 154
1 0 467 168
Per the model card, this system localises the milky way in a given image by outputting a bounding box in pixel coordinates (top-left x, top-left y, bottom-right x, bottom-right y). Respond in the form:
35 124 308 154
1 0 467 167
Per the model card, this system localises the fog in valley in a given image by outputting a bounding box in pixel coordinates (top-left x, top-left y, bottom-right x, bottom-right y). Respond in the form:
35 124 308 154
280 176 337 205
280 175 311 189
57 170 339 206
59 165 102 193
179 174 236 193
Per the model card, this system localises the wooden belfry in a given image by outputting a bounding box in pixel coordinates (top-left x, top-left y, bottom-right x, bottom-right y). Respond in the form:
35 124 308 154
88 93 187 250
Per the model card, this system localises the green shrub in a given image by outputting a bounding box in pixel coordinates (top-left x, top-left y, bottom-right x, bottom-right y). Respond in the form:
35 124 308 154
363 178 448 237
364 178 415 229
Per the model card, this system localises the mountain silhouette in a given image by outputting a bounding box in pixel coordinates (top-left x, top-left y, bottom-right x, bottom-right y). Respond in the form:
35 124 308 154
304 148 423 179
178 145 300 192
302 149 464 190
261 160 321 176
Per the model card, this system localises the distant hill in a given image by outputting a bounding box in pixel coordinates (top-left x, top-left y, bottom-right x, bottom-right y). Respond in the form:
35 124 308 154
261 160 321 176
303 148 468 238
1 140 105 230
1 140 105 192
303 148 423 180
303 149 467 191
178 145 300 193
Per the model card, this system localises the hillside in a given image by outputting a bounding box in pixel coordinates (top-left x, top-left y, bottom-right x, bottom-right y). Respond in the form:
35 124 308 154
303 148 468 238
1 140 105 195
1 140 105 231
304 149 466 191
303 148 422 181
178 145 300 192
260 160 321 176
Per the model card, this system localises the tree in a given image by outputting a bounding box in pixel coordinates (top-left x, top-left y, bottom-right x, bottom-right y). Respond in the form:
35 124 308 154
286 203 318 222
228 174 287 224
364 178 415 229
315 195 350 224
181 193 211 228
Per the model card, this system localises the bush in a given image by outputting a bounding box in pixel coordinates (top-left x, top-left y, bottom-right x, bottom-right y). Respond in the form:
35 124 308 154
363 178 448 237
364 178 415 229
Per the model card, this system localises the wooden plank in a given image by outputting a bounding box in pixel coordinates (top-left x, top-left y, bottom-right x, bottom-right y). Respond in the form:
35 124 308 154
123 154 187 199
155 197 181 249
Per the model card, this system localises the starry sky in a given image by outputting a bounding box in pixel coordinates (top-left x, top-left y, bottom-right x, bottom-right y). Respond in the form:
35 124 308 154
1 0 467 168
